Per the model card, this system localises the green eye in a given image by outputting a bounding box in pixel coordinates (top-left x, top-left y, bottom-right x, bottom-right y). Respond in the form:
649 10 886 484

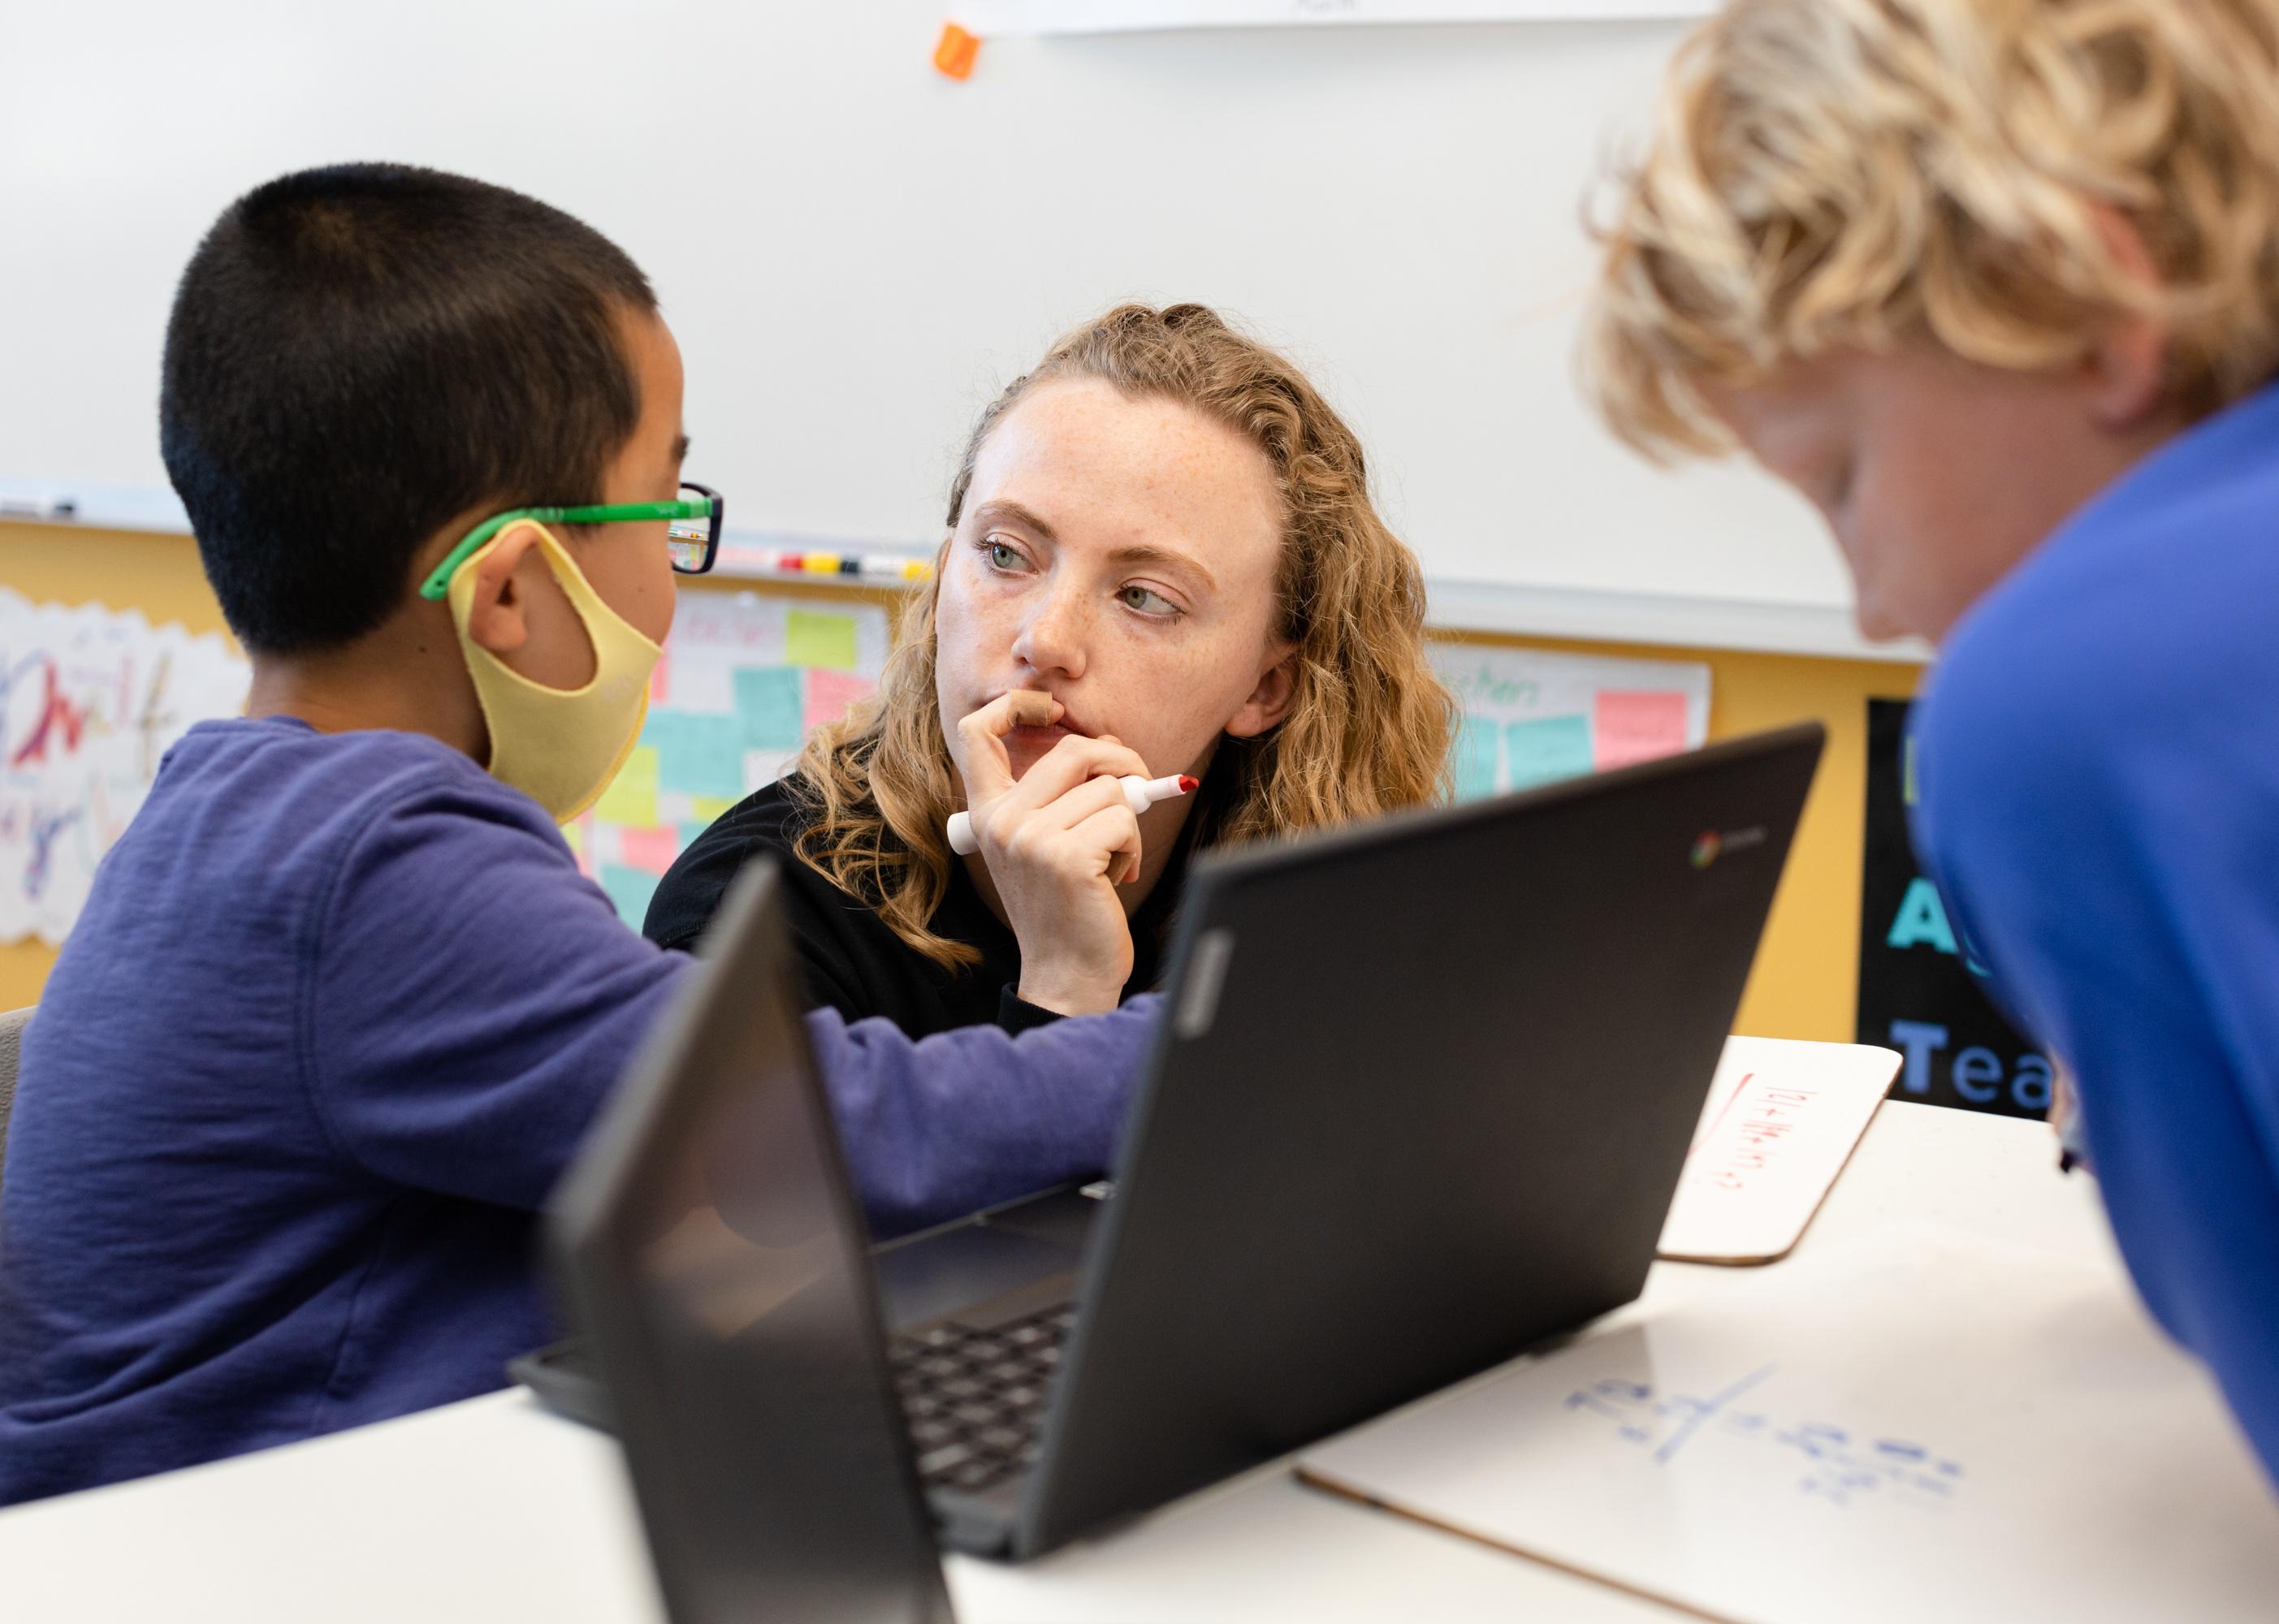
1119 584 1178 616
983 538 1028 572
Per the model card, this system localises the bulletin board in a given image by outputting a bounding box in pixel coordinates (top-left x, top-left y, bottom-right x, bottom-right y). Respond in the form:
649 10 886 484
1431 640 1710 799
570 591 891 927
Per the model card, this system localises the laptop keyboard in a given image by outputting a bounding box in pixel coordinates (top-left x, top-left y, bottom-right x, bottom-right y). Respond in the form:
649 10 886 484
889 1302 1075 1494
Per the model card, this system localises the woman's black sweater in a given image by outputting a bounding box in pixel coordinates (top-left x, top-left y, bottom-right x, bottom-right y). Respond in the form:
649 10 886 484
642 774 1192 1039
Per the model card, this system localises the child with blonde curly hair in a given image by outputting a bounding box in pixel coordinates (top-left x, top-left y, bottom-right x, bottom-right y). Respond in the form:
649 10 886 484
1588 0 2279 1483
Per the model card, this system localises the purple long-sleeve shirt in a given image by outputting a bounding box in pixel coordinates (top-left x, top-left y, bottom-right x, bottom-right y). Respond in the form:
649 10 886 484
0 718 1152 1505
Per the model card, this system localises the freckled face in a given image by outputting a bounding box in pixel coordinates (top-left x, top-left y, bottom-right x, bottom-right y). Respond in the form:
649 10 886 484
934 378 1292 793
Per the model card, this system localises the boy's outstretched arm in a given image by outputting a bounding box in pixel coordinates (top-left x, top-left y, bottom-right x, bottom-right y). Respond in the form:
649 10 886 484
314 758 1150 1234
807 997 1157 1238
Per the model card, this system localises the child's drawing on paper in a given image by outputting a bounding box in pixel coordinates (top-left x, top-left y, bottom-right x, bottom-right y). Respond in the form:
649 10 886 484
0 591 249 944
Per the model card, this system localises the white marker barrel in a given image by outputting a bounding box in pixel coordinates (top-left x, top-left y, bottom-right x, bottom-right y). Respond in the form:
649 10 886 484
946 774 1194 855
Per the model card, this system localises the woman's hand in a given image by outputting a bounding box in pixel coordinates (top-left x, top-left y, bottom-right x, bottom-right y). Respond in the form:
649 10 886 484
956 693 1152 1017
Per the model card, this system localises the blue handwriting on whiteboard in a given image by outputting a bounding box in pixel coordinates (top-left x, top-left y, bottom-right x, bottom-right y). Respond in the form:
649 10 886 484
1563 1371 1965 1509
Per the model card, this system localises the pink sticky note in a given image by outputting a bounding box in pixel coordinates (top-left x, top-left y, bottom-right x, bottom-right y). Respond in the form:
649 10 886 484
1594 690 1690 771
616 823 683 877
804 667 877 734
647 650 672 706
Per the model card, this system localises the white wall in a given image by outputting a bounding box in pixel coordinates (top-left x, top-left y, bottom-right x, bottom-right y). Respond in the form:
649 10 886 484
0 2 1853 631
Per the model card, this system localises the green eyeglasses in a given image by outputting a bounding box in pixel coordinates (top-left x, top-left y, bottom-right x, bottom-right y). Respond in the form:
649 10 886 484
417 482 724 601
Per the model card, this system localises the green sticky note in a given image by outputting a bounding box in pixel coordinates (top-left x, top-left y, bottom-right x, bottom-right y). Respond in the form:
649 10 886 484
1451 717 1501 801
733 667 805 752
1505 715 1594 789
640 712 744 801
785 609 858 671
592 746 659 827
599 862 660 927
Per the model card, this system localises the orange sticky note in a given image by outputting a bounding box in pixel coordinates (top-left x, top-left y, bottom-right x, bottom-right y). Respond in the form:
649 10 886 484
934 21 979 80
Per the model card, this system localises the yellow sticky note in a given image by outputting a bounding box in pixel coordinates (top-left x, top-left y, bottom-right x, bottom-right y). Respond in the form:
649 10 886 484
562 820 586 856
785 610 858 671
691 796 737 823
594 745 660 826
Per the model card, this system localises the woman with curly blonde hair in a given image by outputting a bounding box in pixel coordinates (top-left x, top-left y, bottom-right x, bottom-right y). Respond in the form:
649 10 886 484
649 302 1453 1035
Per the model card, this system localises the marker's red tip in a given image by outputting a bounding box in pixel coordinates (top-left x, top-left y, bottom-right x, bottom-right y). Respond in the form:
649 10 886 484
1178 775 1200 793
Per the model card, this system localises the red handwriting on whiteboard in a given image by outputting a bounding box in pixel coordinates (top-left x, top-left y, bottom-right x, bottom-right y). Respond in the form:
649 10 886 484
8 659 92 767
1708 1086 1821 1192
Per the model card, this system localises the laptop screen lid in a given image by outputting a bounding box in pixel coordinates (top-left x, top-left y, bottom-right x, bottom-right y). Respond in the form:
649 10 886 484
549 863 955 1624
1015 722 1824 1555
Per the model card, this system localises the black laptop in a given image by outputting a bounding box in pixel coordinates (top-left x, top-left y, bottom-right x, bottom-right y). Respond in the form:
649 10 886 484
546 859 958 1623
541 721 1823 1567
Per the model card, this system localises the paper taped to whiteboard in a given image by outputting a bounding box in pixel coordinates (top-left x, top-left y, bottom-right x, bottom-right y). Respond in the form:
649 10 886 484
1429 641 1710 800
0 590 249 944
1658 1036 1900 1265
1300 1227 2279 1624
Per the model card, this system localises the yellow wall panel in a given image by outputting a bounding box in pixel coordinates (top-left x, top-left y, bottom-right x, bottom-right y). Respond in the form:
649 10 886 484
0 520 1920 1038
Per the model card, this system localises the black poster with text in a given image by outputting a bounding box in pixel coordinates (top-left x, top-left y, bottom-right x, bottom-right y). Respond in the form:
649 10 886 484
1856 698 2051 1121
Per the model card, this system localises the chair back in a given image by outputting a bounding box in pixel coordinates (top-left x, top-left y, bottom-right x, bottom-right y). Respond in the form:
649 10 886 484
0 1005 33 1201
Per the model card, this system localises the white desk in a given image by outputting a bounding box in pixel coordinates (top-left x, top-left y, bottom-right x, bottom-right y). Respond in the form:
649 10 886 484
0 1104 2114 1623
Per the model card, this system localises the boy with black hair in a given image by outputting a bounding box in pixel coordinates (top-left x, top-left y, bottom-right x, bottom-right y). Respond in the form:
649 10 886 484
0 164 1154 1505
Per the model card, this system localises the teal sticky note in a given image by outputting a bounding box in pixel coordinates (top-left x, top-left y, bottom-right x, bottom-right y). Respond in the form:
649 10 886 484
733 667 805 753
1452 717 1500 801
640 712 745 801
599 862 660 926
1505 715 1594 789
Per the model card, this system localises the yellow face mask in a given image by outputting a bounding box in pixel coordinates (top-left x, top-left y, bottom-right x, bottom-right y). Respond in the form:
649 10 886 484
447 520 662 824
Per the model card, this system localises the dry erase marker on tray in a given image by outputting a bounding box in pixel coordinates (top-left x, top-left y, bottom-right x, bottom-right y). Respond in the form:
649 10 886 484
0 496 77 520
947 774 1200 856
758 548 933 582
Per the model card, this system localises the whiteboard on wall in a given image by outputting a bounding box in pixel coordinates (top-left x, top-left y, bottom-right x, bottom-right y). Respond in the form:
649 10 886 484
957 2 1719 30
1 0 1857 646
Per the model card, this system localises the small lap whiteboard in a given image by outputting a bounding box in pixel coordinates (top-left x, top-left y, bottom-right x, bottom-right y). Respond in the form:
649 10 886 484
1300 1229 2279 1624
1658 1038 1899 1265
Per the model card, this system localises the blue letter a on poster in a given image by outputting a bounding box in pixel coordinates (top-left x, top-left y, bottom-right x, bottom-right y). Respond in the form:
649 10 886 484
1886 877 1958 955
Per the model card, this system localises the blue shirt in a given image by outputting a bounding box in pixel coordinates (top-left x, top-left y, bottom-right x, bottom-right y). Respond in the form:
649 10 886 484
1911 379 2279 1485
0 718 1153 1505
